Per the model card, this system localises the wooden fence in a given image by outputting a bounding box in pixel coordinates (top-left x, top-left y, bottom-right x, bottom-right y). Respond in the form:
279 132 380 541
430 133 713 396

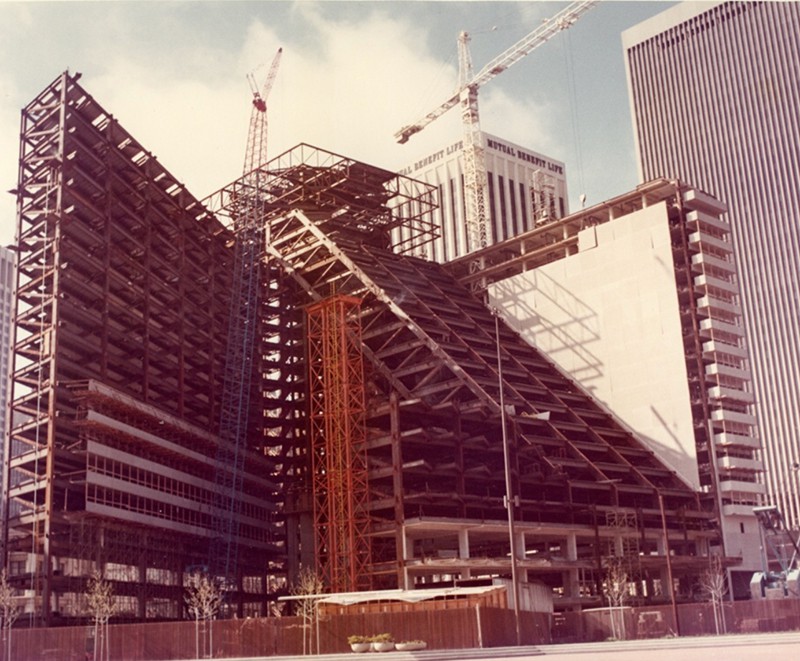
6 598 800 659
6 608 549 660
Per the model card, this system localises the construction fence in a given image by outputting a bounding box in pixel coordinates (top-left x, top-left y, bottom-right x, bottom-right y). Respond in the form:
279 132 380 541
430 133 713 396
6 599 800 660
553 597 800 642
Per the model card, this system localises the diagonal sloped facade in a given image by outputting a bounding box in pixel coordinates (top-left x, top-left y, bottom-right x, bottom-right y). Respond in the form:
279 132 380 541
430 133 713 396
6 70 721 624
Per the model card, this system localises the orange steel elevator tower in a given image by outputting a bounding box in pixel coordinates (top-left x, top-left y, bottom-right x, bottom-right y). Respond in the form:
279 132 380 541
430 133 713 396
306 295 372 592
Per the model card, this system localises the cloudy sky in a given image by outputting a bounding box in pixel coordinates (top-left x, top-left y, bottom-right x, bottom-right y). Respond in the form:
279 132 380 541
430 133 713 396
0 0 677 246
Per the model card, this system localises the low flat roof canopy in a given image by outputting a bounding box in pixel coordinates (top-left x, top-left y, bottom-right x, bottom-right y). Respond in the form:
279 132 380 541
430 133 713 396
278 585 503 605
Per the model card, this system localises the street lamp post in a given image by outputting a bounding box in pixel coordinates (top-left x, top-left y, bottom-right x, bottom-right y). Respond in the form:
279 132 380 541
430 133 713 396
659 493 680 635
494 310 522 646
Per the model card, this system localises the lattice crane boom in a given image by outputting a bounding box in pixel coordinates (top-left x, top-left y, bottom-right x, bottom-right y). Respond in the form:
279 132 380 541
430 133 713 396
209 47 282 601
244 47 283 176
394 1 596 253
395 1 595 145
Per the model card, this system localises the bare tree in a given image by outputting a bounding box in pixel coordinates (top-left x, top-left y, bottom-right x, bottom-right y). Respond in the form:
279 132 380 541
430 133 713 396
185 572 223 659
291 568 324 656
268 573 287 617
0 570 20 661
699 555 728 634
85 570 117 661
603 556 630 640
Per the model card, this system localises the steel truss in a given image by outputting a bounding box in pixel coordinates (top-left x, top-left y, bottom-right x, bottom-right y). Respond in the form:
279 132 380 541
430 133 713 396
212 144 717 600
307 295 371 592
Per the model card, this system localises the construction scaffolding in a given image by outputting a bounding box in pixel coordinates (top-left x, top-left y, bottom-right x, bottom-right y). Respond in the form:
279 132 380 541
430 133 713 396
306 295 371 592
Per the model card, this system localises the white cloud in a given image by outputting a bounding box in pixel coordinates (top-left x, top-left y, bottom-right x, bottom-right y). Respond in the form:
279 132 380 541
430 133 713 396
0 73 21 245
0 3 561 245
479 86 560 158
264 7 464 172
89 61 253 199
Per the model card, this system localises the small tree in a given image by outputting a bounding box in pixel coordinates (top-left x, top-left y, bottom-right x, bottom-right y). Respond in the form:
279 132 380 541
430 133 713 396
603 556 630 640
0 570 20 661
699 555 728 634
85 570 116 661
291 568 324 656
185 572 223 659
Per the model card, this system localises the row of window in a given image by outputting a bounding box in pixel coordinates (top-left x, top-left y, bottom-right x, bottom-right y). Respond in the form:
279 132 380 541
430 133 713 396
88 451 270 522
86 483 273 544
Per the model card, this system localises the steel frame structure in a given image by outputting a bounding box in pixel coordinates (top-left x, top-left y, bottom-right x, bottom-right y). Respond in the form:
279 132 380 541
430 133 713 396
212 144 719 605
448 178 761 522
3 72 283 625
6 72 728 619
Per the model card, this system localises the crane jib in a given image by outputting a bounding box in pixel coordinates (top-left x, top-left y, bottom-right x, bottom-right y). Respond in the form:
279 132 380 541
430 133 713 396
395 0 596 143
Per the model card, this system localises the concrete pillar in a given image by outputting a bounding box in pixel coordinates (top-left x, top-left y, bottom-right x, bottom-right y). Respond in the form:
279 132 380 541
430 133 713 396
614 535 625 557
514 531 527 582
399 526 411 590
459 529 471 580
566 533 578 560
565 533 579 598
656 535 673 597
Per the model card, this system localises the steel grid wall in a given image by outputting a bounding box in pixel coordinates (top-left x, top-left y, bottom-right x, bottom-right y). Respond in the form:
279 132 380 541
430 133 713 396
4 71 284 625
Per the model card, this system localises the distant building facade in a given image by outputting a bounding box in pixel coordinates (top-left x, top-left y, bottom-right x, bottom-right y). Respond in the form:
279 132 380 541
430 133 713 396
396 133 568 262
623 2 800 526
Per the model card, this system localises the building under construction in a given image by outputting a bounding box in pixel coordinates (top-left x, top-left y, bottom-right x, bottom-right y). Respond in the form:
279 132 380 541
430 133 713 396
462 179 762 597
209 145 722 604
4 72 283 623
4 72 723 624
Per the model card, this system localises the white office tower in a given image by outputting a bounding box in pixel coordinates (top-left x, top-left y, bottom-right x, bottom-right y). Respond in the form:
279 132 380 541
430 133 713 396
395 133 568 262
623 3 800 529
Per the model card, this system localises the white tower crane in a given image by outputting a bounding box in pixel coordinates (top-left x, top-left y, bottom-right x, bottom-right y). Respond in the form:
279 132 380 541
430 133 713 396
395 1 596 254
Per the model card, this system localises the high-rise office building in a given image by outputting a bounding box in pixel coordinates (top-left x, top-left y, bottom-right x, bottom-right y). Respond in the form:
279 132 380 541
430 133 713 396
623 2 800 526
396 133 568 262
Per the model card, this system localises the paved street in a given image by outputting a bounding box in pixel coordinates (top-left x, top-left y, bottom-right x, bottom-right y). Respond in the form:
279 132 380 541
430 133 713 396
194 631 800 661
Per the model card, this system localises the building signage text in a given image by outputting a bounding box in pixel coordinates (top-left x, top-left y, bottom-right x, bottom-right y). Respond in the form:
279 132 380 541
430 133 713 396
399 137 564 176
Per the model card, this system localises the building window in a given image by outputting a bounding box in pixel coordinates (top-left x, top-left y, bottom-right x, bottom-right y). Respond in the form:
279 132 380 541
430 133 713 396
438 184 447 262
498 175 507 242
487 172 497 244
508 178 519 236
519 182 529 231
450 178 459 257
